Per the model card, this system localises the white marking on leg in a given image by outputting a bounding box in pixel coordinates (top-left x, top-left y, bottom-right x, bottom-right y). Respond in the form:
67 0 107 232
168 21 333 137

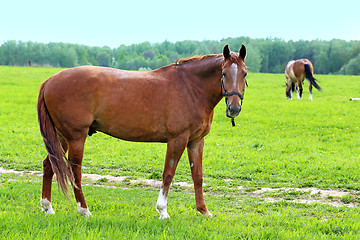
309 92 313 101
169 159 176 167
296 89 301 99
203 211 213 218
40 198 55 215
286 89 292 100
77 202 92 217
156 188 170 219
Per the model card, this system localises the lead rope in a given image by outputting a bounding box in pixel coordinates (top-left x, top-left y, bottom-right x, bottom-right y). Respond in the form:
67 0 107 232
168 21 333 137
231 118 236 127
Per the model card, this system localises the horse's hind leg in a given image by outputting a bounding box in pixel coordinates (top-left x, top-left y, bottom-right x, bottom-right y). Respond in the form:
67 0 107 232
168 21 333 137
298 84 303 100
40 134 68 215
187 138 212 217
68 138 92 217
41 156 55 214
309 84 313 101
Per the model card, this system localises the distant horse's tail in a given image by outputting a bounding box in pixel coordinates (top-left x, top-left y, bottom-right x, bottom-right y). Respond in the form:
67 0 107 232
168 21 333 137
37 80 74 197
304 63 321 90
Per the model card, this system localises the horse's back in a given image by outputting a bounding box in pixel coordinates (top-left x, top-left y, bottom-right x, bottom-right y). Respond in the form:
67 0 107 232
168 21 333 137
285 59 313 81
43 66 136 119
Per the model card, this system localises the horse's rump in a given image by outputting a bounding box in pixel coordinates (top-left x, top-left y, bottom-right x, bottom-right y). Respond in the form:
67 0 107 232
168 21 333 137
37 80 75 195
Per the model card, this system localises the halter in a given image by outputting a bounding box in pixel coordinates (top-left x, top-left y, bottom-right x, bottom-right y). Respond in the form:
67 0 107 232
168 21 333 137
221 79 244 103
221 77 244 127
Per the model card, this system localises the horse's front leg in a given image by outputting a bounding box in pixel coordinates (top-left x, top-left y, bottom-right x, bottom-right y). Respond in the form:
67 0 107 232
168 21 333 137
285 79 292 100
156 134 188 219
187 138 212 217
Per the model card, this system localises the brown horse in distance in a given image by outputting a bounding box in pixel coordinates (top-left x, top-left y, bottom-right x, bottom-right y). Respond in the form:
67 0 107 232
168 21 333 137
37 44 248 219
285 59 321 100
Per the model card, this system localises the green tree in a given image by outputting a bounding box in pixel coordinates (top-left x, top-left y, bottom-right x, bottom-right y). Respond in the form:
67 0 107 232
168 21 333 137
96 52 111 67
339 53 360 75
245 44 262 73
79 49 91 65
142 50 155 60
59 48 77 68
1 40 17 65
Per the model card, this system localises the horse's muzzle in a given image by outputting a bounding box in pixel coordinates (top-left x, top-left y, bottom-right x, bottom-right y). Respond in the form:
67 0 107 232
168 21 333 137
226 104 241 118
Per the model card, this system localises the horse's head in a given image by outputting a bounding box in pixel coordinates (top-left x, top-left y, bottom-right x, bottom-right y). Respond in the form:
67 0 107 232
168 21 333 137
221 44 247 120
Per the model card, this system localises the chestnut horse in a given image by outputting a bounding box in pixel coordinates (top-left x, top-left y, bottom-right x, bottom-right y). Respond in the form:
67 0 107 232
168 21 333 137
285 59 321 100
37 45 247 219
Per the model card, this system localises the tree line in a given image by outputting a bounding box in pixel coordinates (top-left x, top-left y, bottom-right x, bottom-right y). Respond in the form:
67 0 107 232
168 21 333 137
1 37 360 75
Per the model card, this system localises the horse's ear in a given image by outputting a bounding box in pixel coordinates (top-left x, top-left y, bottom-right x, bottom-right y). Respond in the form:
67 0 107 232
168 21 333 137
223 45 230 60
239 44 246 60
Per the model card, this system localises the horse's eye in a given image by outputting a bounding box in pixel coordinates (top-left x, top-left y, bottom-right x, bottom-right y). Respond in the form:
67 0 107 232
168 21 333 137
244 72 247 77
222 72 226 78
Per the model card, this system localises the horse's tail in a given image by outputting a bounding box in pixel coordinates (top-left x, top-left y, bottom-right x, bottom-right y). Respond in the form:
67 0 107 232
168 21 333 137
37 79 74 197
304 63 321 91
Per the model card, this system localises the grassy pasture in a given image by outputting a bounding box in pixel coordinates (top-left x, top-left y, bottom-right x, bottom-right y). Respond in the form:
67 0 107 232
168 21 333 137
0 66 360 239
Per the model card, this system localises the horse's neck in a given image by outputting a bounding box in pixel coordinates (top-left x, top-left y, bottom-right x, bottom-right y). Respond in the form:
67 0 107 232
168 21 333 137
182 56 223 76
180 57 224 110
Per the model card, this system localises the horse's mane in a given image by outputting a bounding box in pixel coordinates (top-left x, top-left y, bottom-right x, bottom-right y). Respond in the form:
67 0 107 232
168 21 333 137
175 54 223 65
174 52 244 66
155 52 244 71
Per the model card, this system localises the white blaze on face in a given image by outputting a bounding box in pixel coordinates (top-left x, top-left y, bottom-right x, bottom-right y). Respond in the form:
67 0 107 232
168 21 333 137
77 202 92 217
40 198 55 215
229 63 239 89
156 188 170 219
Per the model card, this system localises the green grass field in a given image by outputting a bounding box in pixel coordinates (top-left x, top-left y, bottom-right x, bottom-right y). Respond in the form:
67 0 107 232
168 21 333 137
1 66 360 239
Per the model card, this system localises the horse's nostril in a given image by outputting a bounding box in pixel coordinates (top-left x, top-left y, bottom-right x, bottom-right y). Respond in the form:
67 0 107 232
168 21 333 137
229 104 241 113
226 104 241 118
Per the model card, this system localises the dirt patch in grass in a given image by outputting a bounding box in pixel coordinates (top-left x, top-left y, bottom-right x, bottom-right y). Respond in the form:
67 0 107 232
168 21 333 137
247 187 357 207
1 167 358 207
0 167 192 188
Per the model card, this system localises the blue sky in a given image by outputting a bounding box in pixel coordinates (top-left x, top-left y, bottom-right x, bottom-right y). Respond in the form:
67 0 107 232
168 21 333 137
1 0 359 48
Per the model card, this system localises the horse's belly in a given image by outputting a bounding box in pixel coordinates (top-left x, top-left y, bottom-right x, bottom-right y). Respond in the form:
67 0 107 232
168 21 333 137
100 121 168 143
92 103 168 142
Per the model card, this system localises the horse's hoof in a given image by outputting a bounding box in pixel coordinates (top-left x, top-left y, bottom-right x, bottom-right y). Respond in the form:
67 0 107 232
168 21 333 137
40 198 55 215
202 211 213 218
77 202 92 217
156 208 170 219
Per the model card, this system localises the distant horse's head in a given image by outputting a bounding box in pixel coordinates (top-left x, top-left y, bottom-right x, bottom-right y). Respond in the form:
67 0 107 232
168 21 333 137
221 44 247 119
